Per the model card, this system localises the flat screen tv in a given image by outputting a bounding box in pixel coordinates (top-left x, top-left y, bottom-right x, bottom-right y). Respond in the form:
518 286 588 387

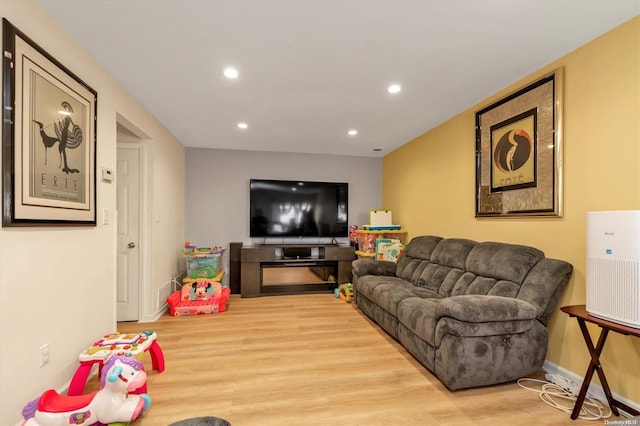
249 179 348 239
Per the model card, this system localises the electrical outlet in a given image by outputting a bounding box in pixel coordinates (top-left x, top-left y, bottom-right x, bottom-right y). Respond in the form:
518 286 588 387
40 343 50 367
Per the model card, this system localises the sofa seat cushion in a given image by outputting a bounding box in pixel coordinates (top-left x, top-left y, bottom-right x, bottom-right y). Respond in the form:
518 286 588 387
396 297 441 346
356 276 441 316
397 295 538 348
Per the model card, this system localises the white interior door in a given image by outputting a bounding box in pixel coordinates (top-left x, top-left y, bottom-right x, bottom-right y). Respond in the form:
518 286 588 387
117 147 141 321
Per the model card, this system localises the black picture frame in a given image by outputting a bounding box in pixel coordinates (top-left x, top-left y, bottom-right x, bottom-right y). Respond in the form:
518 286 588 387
475 68 563 217
2 18 97 226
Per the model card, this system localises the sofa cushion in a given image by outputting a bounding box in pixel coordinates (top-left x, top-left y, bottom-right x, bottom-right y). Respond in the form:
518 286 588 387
356 276 441 316
400 239 477 293
417 264 466 295
395 236 442 280
397 295 537 348
397 258 429 283
430 238 477 270
465 242 544 284
397 297 441 346
401 235 442 261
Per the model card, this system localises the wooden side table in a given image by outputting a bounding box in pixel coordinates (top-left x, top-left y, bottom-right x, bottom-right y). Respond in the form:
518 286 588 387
560 305 640 419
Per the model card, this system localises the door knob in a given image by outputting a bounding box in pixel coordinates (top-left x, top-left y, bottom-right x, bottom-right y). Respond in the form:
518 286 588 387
128 242 136 248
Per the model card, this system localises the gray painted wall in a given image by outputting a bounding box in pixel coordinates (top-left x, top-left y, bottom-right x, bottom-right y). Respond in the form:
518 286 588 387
185 148 382 282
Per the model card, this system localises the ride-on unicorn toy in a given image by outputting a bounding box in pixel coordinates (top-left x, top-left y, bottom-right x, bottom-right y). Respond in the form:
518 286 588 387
22 353 151 426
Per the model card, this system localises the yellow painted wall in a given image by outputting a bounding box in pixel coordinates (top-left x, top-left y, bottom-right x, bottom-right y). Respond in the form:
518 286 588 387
383 16 640 403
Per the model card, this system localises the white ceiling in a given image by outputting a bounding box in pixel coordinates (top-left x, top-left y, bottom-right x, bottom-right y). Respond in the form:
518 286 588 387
37 0 639 157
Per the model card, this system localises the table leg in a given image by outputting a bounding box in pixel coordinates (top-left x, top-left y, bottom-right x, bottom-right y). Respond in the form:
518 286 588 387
591 330 619 415
148 340 165 373
571 319 618 419
67 361 96 396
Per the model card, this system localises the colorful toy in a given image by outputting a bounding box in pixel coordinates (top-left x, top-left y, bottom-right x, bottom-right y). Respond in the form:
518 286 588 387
375 238 404 262
69 331 164 397
338 283 354 303
167 279 230 316
99 352 144 389
21 354 151 426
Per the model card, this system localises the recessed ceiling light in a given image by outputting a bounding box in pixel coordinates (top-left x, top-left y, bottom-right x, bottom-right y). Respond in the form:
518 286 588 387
224 67 239 79
237 122 248 129
348 129 358 136
387 84 401 94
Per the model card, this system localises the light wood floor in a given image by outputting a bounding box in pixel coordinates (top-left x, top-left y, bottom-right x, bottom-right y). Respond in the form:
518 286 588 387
112 294 628 425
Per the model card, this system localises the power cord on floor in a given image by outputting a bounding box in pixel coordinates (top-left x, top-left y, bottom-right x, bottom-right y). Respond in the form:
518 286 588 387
517 376 612 421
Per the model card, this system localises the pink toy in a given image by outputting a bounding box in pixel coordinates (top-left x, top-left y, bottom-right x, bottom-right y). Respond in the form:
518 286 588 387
69 331 164 397
167 280 230 316
21 354 151 425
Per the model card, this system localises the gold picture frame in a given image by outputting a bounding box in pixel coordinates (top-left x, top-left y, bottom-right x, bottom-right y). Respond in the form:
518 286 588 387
475 68 563 217
2 19 97 226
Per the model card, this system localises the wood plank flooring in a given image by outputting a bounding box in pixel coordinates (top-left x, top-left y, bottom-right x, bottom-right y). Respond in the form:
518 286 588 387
112 294 629 425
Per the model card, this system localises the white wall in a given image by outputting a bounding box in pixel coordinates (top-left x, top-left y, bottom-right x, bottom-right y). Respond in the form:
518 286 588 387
185 148 382 282
0 2 185 424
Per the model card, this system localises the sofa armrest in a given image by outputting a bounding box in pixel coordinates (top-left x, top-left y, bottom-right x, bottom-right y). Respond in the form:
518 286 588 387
435 295 538 323
352 258 397 278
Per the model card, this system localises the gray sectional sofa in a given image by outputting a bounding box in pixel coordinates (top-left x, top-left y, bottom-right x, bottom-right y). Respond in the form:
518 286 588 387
352 235 573 390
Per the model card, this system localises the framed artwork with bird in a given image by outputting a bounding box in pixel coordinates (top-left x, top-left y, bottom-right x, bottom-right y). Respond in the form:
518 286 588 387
2 18 97 226
475 68 563 218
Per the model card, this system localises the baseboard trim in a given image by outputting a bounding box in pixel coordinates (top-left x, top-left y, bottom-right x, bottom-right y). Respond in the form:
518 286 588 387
543 360 640 416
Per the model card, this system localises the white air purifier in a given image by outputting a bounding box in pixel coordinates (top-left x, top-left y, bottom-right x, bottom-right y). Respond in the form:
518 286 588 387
586 210 640 328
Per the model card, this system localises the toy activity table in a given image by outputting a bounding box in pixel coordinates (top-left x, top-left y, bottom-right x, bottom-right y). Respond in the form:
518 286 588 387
68 331 165 396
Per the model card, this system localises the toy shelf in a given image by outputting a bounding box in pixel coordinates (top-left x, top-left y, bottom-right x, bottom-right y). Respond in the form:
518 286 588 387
355 250 375 259
354 229 408 255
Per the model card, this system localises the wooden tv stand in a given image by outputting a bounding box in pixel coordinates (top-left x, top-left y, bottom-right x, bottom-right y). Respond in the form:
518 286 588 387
240 244 355 297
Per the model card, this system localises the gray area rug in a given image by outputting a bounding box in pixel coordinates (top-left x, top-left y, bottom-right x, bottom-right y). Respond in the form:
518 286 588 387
169 417 231 426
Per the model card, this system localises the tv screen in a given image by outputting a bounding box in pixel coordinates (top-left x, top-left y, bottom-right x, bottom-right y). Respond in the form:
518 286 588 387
250 179 348 238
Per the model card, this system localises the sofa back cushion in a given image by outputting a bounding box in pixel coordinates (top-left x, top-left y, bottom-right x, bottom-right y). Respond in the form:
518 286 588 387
393 236 573 324
415 239 477 296
395 236 442 282
465 242 544 283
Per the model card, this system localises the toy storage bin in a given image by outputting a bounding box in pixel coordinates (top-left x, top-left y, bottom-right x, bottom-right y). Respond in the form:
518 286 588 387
184 248 225 279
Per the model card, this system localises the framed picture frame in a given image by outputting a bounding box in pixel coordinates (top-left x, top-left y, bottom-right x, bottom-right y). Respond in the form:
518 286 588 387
475 68 563 217
2 19 97 226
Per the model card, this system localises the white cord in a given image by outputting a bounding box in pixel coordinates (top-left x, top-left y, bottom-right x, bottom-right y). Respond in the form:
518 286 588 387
517 377 612 421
